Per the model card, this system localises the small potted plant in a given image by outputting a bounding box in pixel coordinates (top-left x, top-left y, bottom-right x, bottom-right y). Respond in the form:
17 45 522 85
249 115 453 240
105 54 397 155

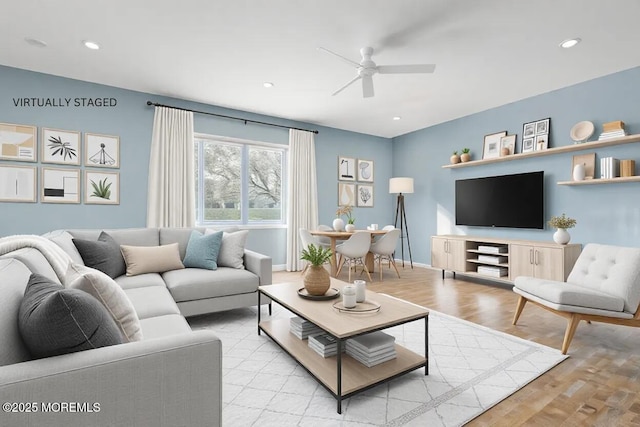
450 151 460 164
300 244 333 295
335 205 355 232
548 213 576 245
460 148 472 162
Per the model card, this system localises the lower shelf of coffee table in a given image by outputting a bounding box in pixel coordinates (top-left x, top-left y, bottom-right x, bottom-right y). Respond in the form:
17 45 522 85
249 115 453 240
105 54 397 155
259 318 426 396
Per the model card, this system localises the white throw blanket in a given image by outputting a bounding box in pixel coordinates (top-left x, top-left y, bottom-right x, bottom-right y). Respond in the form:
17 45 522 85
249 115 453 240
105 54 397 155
0 234 72 282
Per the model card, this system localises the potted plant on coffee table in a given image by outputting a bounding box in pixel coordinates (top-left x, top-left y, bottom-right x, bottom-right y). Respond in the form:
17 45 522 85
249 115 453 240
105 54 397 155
301 244 332 296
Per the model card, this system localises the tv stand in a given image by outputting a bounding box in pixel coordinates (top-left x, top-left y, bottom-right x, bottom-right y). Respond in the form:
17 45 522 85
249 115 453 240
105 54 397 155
431 235 582 284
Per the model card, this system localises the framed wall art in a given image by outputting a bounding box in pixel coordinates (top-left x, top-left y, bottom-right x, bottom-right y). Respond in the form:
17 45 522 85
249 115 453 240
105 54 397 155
523 117 551 151
572 153 596 180
535 134 548 151
0 122 37 162
0 165 36 202
482 131 506 160
85 170 119 205
42 128 81 165
338 156 356 181
338 182 356 206
357 159 374 182
84 133 120 168
356 184 374 207
41 167 80 204
522 137 535 153
500 134 517 156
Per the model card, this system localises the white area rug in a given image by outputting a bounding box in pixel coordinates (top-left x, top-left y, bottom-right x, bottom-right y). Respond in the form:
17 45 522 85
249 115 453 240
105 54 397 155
188 304 567 426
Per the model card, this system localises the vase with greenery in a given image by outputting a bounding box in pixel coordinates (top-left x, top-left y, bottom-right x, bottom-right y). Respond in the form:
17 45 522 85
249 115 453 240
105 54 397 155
335 205 355 231
300 244 332 295
548 213 576 245
460 148 471 162
450 151 460 164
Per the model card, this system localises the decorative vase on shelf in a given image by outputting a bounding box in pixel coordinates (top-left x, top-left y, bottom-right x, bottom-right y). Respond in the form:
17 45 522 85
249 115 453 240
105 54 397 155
333 218 345 231
553 228 571 245
573 163 586 181
460 152 471 162
303 265 330 296
345 223 356 232
450 154 460 164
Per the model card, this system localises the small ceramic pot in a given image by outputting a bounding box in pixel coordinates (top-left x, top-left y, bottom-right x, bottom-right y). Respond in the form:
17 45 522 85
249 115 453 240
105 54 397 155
332 218 345 231
450 154 460 164
553 228 571 245
345 223 356 232
460 153 471 162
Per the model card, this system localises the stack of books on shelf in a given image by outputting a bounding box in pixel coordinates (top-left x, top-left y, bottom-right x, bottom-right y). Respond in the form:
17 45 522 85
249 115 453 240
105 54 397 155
477 254 508 264
477 265 508 277
477 245 508 254
346 331 396 367
600 157 620 179
289 316 322 340
598 121 627 141
308 333 341 358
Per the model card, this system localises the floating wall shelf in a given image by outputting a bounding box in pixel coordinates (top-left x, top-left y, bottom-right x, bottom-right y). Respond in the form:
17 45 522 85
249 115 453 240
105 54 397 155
557 176 640 186
442 134 640 169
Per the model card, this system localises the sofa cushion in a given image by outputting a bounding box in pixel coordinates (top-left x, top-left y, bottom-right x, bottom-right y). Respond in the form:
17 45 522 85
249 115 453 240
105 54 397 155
139 314 192 340
206 229 249 269
0 259 33 366
163 267 259 302
183 230 223 270
514 276 625 312
120 243 185 276
44 230 84 265
65 263 143 342
72 231 126 278
18 273 123 358
115 273 166 290
123 286 181 319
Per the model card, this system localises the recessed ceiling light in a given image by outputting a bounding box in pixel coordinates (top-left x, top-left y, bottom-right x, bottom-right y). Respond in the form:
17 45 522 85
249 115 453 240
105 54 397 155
263 82 274 88
24 37 47 48
559 38 581 49
83 40 100 50
392 116 401 121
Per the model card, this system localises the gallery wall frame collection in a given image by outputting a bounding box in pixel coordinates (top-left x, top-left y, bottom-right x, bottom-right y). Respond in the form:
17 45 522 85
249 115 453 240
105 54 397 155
522 118 551 153
337 156 374 207
0 122 120 204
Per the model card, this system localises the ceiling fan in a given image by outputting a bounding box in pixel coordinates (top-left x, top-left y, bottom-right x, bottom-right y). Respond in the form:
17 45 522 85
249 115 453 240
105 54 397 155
318 46 436 98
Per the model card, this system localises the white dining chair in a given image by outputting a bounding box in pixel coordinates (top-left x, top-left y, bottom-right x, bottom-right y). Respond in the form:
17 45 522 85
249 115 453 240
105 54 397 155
316 224 333 247
299 228 329 274
335 231 372 282
369 228 401 281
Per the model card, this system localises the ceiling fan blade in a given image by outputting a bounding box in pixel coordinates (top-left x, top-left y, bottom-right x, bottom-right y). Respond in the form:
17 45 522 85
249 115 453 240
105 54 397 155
377 64 436 74
362 75 374 98
317 47 360 68
332 75 362 96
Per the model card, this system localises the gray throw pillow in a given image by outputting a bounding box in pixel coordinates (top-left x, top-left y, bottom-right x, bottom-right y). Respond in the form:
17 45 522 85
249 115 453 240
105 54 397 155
18 273 123 359
72 231 126 278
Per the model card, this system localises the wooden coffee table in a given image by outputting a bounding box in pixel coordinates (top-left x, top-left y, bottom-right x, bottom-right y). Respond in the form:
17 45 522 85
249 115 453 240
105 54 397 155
257 278 428 413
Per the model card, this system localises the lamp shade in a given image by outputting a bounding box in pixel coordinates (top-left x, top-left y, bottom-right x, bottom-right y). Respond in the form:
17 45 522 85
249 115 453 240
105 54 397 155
389 177 414 194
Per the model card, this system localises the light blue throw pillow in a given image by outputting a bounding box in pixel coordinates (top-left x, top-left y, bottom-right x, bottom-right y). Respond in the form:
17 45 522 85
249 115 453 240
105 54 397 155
183 230 223 270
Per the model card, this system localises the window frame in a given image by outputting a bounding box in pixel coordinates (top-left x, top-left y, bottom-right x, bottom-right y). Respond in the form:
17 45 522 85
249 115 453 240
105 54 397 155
194 133 287 227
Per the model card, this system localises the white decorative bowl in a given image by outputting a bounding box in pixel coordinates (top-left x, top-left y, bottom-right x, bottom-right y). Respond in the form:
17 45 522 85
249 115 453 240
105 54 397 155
570 121 595 143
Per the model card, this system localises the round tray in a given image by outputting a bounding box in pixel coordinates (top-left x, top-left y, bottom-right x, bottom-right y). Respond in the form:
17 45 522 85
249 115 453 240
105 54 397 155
297 287 340 300
332 300 381 314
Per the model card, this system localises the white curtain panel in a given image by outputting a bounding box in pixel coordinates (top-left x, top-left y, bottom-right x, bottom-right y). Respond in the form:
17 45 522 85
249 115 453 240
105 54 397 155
286 129 319 271
147 106 195 228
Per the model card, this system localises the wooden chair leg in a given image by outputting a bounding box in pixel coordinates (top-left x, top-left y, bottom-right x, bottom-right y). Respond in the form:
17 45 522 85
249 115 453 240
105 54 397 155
561 314 581 355
512 296 527 325
379 257 383 282
336 256 346 277
362 260 373 282
348 259 352 282
389 257 401 279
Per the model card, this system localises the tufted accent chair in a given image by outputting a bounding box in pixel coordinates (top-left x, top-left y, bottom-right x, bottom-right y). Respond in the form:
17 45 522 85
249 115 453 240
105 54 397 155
512 243 640 354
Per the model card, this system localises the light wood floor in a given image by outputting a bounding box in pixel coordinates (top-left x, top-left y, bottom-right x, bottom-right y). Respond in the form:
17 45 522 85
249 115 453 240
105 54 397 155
273 265 640 426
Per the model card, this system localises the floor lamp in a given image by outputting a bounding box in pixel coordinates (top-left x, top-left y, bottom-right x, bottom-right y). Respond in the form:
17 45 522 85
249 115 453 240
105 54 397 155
389 177 413 268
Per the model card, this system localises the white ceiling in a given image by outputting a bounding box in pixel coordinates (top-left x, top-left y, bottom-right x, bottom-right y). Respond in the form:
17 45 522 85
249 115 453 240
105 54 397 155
2 0 640 138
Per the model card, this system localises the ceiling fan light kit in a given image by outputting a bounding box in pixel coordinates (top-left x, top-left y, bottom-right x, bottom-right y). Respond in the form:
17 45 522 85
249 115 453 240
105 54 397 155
319 46 435 98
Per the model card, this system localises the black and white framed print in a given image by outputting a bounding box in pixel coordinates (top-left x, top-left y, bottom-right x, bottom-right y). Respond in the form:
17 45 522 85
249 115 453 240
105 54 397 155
535 134 548 151
0 165 36 202
522 137 535 153
0 122 37 162
41 167 80 204
357 159 374 182
42 128 81 165
357 184 374 207
338 156 356 181
84 133 120 168
482 131 506 160
523 121 536 139
535 118 550 135
85 170 119 205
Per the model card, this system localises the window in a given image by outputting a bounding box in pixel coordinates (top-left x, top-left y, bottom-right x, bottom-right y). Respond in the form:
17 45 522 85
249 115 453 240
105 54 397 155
194 134 286 225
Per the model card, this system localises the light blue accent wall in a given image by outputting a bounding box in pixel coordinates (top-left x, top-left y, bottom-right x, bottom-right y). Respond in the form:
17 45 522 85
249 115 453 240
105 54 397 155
392 66 640 265
0 65 393 265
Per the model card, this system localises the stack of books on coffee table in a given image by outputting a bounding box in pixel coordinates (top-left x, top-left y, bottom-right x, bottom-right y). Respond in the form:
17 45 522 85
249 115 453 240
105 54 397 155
289 316 322 339
308 333 339 357
346 331 397 367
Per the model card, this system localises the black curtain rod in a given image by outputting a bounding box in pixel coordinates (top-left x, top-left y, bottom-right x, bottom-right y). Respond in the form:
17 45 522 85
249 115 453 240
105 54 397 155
146 101 319 134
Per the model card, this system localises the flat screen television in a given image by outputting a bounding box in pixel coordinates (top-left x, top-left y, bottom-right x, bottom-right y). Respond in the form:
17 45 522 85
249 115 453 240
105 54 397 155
455 171 544 229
